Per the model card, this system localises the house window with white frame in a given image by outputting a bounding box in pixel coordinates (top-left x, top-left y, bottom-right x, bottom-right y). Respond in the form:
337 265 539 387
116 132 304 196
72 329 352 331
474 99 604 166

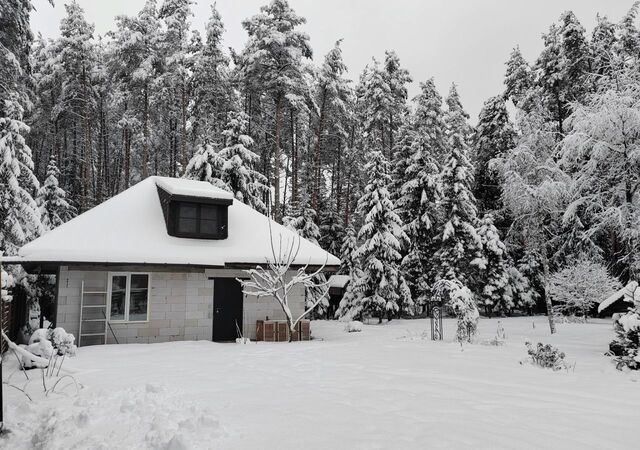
108 273 150 322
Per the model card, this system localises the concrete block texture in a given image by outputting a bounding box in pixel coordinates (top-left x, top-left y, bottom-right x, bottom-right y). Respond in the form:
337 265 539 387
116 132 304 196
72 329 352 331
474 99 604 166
57 268 307 345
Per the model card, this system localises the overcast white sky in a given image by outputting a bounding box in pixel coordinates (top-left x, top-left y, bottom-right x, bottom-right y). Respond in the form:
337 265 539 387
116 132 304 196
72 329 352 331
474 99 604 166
31 0 633 121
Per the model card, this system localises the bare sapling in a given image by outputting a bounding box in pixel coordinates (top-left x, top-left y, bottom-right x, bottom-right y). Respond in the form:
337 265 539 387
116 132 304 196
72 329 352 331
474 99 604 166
239 219 331 342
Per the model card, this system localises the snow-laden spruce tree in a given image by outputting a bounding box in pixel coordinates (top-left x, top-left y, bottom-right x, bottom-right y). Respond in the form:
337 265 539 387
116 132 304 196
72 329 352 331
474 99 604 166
475 214 511 314
318 202 344 256
350 149 412 322
548 259 621 319
413 78 447 165
219 111 269 214
395 130 441 308
335 225 361 320
37 156 76 231
183 142 228 190
611 283 640 370
283 192 329 316
338 225 357 276
504 46 533 110
473 95 515 218
0 0 43 256
434 84 484 285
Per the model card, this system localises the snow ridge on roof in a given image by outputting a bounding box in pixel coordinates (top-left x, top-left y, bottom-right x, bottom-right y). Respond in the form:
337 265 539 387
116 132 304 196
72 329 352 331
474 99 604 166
17 176 340 268
598 281 639 313
155 177 234 200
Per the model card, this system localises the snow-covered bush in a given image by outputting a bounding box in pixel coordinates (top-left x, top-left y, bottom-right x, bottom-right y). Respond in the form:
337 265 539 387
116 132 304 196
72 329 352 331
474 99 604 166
611 307 640 370
21 327 76 371
548 259 621 319
433 279 479 343
524 341 568 371
345 321 363 333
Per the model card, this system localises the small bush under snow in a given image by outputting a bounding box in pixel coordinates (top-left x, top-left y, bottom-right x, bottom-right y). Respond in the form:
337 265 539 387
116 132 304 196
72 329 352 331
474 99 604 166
524 341 568 371
345 321 363 333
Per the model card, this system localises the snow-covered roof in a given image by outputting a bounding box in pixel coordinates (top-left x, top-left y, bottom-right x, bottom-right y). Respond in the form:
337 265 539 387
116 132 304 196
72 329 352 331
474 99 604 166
155 177 234 201
598 281 638 313
328 274 350 289
10 177 340 269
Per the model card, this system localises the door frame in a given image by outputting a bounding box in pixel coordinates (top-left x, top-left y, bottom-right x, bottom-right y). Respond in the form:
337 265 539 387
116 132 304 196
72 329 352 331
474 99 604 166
211 277 246 342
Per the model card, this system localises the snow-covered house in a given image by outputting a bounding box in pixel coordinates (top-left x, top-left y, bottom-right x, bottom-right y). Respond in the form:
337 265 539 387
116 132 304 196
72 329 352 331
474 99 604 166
5 177 339 345
598 281 639 316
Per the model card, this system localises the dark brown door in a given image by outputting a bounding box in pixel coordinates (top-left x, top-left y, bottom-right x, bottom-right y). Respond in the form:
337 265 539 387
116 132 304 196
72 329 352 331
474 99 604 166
212 278 243 342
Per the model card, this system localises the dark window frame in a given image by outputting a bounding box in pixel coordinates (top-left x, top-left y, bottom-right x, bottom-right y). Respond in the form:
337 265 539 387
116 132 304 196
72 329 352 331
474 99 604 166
169 200 228 240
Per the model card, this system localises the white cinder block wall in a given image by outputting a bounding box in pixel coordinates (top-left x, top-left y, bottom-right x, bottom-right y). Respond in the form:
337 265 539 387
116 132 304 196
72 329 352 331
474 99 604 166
56 266 307 344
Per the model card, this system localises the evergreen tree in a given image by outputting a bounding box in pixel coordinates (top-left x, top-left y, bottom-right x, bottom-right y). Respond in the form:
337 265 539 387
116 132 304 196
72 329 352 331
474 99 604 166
559 11 590 103
0 0 43 255
349 150 412 322
55 1 98 208
37 156 76 231
338 225 357 276
157 0 194 175
190 3 233 145
473 95 515 218
475 214 511 314
616 2 640 65
435 84 483 285
310 40 351 210
109 0 161 183
382 50 412 156
218 111 269 214
182 142 227 190
413 78 447 165
590 14 618 86
239 0 312 222
504 46 533 110
394 111 441 306
318 203 344 256
283 192 329 315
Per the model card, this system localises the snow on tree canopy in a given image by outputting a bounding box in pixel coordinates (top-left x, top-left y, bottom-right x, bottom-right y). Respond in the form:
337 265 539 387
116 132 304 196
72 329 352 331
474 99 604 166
10 177 339 268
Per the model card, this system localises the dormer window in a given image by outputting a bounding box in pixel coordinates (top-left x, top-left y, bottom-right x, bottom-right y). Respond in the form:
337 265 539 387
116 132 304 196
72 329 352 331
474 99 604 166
156 179 233 240
173 201 227 239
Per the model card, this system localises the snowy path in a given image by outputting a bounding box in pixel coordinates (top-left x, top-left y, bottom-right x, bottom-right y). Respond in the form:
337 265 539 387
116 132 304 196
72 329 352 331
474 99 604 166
2 317 638 449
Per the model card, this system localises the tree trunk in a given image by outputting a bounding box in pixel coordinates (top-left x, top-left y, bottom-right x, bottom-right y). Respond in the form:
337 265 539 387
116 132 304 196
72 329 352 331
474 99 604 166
273 94 284 222
541 254 556 334
180 79 187 173
312 91 327 210
143 84 150 179
290 109 298 204
335 146 342 215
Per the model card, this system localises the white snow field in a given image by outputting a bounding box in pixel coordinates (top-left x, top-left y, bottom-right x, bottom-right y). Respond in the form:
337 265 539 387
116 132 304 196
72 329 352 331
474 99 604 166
2 317 639 450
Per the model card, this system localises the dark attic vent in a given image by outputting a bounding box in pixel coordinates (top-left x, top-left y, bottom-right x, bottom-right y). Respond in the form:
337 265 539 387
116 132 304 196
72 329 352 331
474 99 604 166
156 184 232 240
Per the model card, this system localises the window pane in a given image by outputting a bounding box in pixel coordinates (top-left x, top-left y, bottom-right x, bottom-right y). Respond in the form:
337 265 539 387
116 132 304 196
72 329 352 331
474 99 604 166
201 205 218 221
110 275 127 321
178 218 197 233
200 219 218 235
131 274 149 290
112 275 127 291
179 203 197 218
129 289 148 321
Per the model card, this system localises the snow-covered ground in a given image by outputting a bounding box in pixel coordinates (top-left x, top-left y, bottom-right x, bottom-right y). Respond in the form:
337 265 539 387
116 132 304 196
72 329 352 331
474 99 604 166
2 317 638 450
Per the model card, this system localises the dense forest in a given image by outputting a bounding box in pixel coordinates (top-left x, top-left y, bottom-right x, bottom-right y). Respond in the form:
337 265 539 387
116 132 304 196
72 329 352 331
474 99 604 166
1 0 639 323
